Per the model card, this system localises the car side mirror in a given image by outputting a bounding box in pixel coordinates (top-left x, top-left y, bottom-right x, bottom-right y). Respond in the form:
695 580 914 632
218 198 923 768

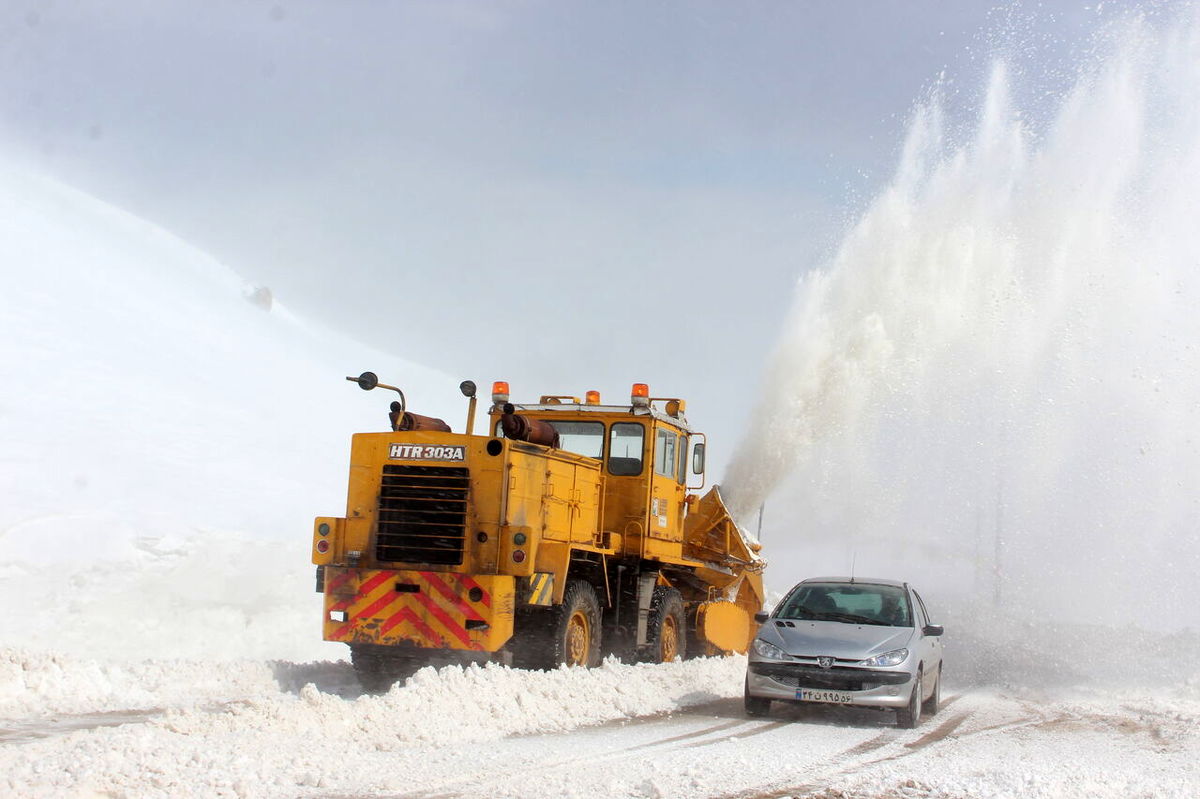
923 624 944 637
754 611 769 624
692 442 706 475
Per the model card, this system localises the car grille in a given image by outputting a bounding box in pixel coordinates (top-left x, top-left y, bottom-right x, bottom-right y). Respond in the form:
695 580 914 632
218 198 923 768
375 465 469 565
749 662 910 691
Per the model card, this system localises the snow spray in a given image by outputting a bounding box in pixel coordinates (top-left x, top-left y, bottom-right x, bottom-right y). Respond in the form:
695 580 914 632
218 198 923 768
724 10 1200 646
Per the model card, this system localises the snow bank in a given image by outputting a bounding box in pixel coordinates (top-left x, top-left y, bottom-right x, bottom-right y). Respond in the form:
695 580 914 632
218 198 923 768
0 652 747 798
0 163 462 663
0 649 285 719
0 161 459 551
167 655 746 748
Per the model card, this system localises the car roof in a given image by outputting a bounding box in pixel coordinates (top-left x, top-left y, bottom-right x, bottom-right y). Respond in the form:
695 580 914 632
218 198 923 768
799 576 908 589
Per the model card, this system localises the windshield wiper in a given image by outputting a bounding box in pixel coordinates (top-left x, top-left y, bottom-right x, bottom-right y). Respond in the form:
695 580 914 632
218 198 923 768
826 612 881 625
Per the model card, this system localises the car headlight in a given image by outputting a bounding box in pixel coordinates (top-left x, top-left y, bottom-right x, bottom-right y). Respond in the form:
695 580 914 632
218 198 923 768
859 648 908 667
751 638 789 660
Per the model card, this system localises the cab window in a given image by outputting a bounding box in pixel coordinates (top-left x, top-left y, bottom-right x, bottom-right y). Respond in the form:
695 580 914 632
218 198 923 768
546 420 604 459
654 429 678 479
609 423 644 476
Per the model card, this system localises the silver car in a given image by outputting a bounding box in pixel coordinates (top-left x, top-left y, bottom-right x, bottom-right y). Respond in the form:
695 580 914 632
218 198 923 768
744 577 944 728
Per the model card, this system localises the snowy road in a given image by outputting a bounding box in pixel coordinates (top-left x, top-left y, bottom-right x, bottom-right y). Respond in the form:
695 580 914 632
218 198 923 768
3 652 1197 798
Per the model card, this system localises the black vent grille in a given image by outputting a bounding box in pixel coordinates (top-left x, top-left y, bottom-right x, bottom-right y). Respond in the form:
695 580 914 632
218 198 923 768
375 465 469 565
749 662 911 691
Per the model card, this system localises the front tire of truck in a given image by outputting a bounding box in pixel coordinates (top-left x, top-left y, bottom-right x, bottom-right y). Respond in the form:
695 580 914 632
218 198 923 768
512 579 602 670
643 587 686 663
350 645 419 694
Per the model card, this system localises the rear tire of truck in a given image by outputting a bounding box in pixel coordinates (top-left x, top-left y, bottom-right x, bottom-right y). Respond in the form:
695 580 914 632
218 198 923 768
350 645 419 694
512 579 602 670
642 587 686 663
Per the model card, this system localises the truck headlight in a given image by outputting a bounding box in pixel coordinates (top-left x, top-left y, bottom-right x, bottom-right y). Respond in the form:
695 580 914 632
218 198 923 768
859 648 908 667
751 638 789 660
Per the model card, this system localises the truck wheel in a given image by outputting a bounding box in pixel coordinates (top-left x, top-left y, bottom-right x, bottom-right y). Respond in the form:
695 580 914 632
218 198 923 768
512 579 602 669
350 645 418 694
643 587 686 663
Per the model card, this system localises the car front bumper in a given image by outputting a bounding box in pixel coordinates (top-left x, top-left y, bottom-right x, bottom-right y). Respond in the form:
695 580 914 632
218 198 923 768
746 661 916 709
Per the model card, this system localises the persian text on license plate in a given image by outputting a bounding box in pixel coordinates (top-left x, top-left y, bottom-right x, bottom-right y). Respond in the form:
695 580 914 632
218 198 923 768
796 688 852 704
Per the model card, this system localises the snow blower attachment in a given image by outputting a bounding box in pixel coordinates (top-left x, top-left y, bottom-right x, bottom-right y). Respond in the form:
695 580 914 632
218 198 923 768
313 375 765 691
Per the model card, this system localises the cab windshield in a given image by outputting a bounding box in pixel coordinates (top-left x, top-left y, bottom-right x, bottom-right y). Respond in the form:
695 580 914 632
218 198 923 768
545 420 604 459
775 583 912 627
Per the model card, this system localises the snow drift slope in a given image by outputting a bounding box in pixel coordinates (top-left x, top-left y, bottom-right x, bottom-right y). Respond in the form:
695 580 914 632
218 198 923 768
0 163 458 660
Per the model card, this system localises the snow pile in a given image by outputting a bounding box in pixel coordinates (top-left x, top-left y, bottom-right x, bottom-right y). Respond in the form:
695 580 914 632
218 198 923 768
0 648 286 719
166 655 746 747
0 655 747 798
0 644 744 733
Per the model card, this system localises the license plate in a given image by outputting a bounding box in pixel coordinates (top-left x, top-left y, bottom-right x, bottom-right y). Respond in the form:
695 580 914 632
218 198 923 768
796 688 852 704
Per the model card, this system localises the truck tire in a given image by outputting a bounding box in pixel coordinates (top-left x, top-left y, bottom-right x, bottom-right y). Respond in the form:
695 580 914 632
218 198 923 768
643 587 686 663
512 579 602 670
350 644 419 694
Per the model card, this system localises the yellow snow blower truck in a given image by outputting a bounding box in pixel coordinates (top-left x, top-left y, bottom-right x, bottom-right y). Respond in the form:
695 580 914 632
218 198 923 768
312 373 765 691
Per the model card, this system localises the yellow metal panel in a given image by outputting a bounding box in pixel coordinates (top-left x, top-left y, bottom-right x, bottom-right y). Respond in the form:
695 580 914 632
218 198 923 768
312 517 344 565
499 524 535 576
525 573 555 606
697 600 753 654
533 540 572 604
541 457 576 541
572 464 603 546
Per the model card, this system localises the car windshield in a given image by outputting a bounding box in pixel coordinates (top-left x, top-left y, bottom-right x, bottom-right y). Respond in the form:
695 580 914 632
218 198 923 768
775 583 913 627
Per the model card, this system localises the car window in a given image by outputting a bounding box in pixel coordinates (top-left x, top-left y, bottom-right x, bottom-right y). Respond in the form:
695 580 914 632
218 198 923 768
776 583 912 627
913 590 932 627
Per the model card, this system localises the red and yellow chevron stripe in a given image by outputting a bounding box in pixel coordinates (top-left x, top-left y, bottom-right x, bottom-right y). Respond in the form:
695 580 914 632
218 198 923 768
323 568 515 652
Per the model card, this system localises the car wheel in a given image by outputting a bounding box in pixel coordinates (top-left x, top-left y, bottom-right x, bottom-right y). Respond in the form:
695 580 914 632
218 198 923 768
896 668 923 729
922 664 941 717
744 678 771 718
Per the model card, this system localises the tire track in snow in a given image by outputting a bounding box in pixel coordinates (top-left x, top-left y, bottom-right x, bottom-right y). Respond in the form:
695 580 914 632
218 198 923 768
363 714 786 799
0 699 254 746
718 695 1085 799
0 708 166 745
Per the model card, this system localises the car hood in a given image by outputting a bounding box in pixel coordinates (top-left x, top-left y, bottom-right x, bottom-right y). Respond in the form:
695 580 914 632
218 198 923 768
761 621 913 661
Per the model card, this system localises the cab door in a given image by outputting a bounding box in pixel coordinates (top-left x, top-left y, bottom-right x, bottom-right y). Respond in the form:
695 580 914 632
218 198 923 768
647 425 686 542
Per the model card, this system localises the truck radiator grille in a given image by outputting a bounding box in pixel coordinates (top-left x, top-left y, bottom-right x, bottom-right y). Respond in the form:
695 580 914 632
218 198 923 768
375 464 469 565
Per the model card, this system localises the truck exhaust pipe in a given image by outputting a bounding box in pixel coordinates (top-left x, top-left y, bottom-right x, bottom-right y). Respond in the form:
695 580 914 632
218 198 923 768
500 403 559 447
